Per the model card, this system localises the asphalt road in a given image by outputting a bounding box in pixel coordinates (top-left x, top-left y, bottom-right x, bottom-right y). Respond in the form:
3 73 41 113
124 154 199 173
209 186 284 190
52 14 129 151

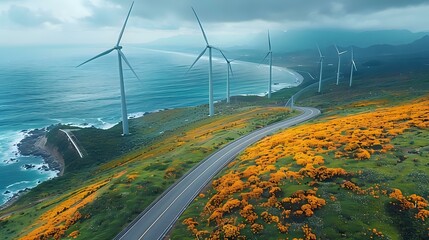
115 106 320 240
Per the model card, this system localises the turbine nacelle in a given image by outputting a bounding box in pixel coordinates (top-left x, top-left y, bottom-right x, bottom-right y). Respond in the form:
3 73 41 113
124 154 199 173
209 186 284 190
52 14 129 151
189 7 226 116
76 1 139 136
335 44 347 85
335 45 347 55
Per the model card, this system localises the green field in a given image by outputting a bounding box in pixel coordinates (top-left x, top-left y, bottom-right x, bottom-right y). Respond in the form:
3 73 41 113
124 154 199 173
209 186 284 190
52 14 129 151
1 52 429 239
0 97 298 240
171 62 429 239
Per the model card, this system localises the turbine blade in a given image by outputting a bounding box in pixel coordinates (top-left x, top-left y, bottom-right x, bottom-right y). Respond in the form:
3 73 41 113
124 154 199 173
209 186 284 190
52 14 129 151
187 47 208 73
191 7 209 45
119 50 141 81
259 52 270 65
334 44 339 54
116 1 134 46
76 48 115 67
317 44 322 58
339 50 348 55
228 62 234 77
352 60 357 71
268 30 272 51
213 46 228 61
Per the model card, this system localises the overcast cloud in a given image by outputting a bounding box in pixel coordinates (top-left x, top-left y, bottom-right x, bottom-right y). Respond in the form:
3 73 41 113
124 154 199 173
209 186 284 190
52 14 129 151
0 0 428 46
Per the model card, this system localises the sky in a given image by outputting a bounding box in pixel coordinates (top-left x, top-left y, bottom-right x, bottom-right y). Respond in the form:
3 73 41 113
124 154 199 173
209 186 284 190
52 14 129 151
1 0 429 46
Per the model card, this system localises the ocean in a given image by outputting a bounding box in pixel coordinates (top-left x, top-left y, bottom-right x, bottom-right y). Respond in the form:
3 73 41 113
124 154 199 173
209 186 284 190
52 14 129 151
0 46 302 206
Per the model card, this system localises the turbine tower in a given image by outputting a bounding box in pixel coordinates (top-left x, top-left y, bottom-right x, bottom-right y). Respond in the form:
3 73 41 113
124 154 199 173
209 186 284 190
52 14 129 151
77 1 139 136
225 59 233 103
335 45 347 85
217 51 234 103
317 44 324 93
262 31 273 98
188 7 225 116
349 47 357 87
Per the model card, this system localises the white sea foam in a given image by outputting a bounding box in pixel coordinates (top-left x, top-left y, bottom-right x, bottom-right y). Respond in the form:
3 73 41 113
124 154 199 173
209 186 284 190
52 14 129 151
0 131 26 166
5 180 31 189
128 109 165 119
96 118 116 130
128 112 147 119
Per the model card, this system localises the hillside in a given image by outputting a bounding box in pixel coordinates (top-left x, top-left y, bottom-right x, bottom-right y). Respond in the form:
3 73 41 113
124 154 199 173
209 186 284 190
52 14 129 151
174 96 429 239
0 100 297 240
1 41 428 239
171 54 429 239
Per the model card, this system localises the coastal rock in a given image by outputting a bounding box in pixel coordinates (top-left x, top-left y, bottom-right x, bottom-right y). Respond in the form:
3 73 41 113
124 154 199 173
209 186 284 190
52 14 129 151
3 190 10 195
17 127 63 173
22 164 36 170
17 128 46 156
38 165 49 171
3 158 18 164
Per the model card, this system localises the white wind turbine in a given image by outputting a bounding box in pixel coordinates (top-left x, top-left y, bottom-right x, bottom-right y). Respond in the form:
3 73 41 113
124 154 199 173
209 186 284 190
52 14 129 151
317 44 324 93
188 7 225 116
218 51 234 103
262 31 273 98
335 45 347 85
77 1 139 136
349 47 358 87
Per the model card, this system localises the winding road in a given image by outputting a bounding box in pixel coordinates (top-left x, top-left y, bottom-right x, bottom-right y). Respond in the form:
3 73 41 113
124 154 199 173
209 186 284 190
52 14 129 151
115 106 320 240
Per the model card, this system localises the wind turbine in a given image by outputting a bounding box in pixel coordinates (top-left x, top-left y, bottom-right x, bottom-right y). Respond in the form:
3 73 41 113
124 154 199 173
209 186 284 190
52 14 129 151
349 47 357 87
188 7 225 116
262 31 273 98
221 55 234 103
335 45 347 85
77 1 139 136
317 44 324 93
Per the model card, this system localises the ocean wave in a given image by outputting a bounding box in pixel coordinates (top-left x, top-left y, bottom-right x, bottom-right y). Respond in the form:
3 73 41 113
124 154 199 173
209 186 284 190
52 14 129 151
0 130 26 166
5 180 31 189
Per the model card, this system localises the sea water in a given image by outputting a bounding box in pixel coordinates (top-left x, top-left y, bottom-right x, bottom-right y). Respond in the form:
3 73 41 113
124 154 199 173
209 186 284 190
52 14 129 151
0 46 302 206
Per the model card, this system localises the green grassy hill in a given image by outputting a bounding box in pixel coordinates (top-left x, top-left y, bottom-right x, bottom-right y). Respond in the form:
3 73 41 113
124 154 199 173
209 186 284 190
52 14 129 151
0 98 297 240
171 57 429 239
1 50 428 239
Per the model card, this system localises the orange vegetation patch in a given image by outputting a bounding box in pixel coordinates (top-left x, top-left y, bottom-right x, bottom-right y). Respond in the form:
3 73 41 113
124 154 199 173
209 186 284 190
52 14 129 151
19 179 109 240
126 172 139 182
113 170 127 179
389 189 429 221
183 96 429 239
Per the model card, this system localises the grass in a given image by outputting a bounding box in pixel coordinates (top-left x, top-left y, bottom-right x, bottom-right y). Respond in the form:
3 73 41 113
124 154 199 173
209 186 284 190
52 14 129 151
1 50 429 239
170 58 429 239
0 99 298 240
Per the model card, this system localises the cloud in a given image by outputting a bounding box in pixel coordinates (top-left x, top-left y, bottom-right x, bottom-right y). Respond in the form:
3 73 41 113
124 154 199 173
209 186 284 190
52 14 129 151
90 0 429 35
7 5 60 27
102 0 428 23
0 0 428 46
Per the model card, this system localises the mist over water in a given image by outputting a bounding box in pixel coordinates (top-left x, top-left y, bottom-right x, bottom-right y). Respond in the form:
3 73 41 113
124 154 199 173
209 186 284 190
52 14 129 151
0 46 302 206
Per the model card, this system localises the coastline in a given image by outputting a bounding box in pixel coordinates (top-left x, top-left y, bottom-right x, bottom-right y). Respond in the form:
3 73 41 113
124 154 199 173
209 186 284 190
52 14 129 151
0 72 303 211
17 128 64 176
0 128 65 210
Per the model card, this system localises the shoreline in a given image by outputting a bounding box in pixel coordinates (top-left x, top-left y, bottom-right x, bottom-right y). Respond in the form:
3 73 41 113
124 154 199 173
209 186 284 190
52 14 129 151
17 128 64 176
0 128 65 210
0 76 304 211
